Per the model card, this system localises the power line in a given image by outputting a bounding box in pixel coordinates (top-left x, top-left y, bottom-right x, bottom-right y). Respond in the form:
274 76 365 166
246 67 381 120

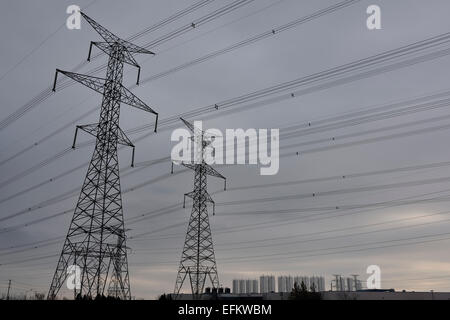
107 232 450 267
4 154 450 236
0 0 99 83
5 145 450 233
2 86 450 208
0 167 182 234
0 1 263 184
291 120 450 156
139 0 362 85
221 231 450 263
5 201 450 269
282 97 450 140
0 160 169 224
70 0 220 71
127 188 450 240
216 175 450 207
226 160 450 192
100 30 450 138
2 93 449 212
218 209 450 247
0 0 224 156
6 206 450 259
0 97 96 167
53 0 258 91
0 0 288 169
0 0 240 131
129 211 450 254
7 172 445 260
220 216 450 252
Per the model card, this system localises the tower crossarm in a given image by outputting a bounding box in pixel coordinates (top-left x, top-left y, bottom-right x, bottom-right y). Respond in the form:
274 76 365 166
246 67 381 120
88 42 143 85
116 126 135 148
119 84 158 115
76 123 99 139
183 190 215 205
180 117 217 146
202 163 226 183
81 12 154 55
53 70 105 94
74 123 135 148
181 162 226 182
89 41 140 67
52 69 158 132
72 123 137 166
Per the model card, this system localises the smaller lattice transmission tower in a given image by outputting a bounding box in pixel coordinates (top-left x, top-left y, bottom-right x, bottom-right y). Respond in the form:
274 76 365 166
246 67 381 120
48 12 158 300
172 118 226 297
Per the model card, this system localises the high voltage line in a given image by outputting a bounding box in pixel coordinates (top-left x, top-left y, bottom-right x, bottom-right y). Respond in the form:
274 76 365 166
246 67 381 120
222 232 450 263
132 233 450 266
4 173 450 254
1 6 446 220
226 160 450 192
70 0 257 78
2 2 450 290
0 64 445 203
222 217 450 252
85 0 218 62
218 194 450 214
281 96 450 139
0 0 220 129
0 0 100 83
288 120 450 156
125 187 450 240
215 176 450 207
132 216 450 254
5 230 450 268
0 0 252 131
134 195 450 242
2 28 450 191
49 0 259 95
214 209 450 247
4 178 445 262
0 162 175 224
4 196 450 262
4 109 448 221
120 31 450 136
2 87 450 206
0 0 359 168
3 125 450 225
200 105 450 160
138 0 362 85
4 207 450 259
4 107 450 219
0 0 287 160
0 0 224 155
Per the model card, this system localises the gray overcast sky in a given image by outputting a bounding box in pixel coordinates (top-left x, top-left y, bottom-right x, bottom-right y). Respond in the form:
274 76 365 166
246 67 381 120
2 0 450 299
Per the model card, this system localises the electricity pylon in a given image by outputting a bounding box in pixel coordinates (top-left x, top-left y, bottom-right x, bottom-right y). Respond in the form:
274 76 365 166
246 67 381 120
172 118 226 298
47 12 158 300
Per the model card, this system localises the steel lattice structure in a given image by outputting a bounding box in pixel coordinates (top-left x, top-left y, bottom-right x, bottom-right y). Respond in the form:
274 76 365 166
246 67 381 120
107 229 129 299
47 12 158 300
173 118 226 297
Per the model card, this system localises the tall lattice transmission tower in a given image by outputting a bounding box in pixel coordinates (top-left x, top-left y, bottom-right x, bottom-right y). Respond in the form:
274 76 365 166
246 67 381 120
47 12 158 300
172 118 226 297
